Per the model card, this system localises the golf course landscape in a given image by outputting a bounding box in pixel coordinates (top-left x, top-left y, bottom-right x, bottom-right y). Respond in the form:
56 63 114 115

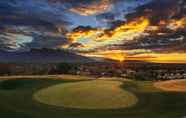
0 75 186 118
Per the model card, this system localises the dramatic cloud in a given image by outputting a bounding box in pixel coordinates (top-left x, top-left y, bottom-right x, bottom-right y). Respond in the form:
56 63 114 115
0 0 70 51
0 32 33 51
69 0 111 16
0 0 186 63
65 17 150 50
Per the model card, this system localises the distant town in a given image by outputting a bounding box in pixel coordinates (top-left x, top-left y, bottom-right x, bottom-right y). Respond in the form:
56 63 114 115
1 61 186 81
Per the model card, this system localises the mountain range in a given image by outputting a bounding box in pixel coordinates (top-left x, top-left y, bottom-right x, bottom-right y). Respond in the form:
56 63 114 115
0 49 93 63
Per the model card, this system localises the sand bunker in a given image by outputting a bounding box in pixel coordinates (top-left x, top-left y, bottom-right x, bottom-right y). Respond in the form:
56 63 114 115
154 79 186 92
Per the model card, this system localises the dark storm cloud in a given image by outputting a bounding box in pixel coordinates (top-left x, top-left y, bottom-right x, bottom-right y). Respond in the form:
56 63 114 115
126 0 186 23
116 0 186 52
1 0 186 54
27 34 68 49
0 0 71 51
0 32 33 51
104 29 186 53
0 0 70 27
0 0 153 51
82 0 186 54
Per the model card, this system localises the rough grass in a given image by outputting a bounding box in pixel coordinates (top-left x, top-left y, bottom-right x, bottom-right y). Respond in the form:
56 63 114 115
34 80 138 109
0 76 186 118
154 79 186 92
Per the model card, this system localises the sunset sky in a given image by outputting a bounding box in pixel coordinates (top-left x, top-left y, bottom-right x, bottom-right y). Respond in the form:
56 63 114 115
1 0 186 63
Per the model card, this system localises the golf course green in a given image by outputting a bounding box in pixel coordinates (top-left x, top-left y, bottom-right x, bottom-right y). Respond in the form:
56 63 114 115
34 80 138 109
0 75 186 118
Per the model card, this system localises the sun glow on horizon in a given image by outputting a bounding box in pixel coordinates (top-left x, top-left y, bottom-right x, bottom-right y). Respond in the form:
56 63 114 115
127 53 186 63
79 50 127 61
63 16 186 63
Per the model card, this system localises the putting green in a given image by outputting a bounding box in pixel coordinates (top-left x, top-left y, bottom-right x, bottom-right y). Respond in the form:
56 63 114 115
34 80 138 109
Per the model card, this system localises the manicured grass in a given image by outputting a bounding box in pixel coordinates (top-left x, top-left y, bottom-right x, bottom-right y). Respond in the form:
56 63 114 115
0 76 186 118
34 80 138 109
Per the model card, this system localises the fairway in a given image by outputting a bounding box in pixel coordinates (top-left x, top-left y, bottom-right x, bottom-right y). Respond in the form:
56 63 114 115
34 80 138 109
0 76 186 118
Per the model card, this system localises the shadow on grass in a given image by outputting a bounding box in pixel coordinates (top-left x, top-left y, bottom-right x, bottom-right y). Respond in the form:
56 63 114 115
0 79 27 90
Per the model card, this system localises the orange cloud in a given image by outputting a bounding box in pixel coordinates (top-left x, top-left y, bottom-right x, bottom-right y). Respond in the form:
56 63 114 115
65 17 150 50
69 0 111 16
166 17 186 30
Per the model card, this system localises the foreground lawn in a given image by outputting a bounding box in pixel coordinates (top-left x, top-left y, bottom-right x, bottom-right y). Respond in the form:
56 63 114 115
0 76 186 118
